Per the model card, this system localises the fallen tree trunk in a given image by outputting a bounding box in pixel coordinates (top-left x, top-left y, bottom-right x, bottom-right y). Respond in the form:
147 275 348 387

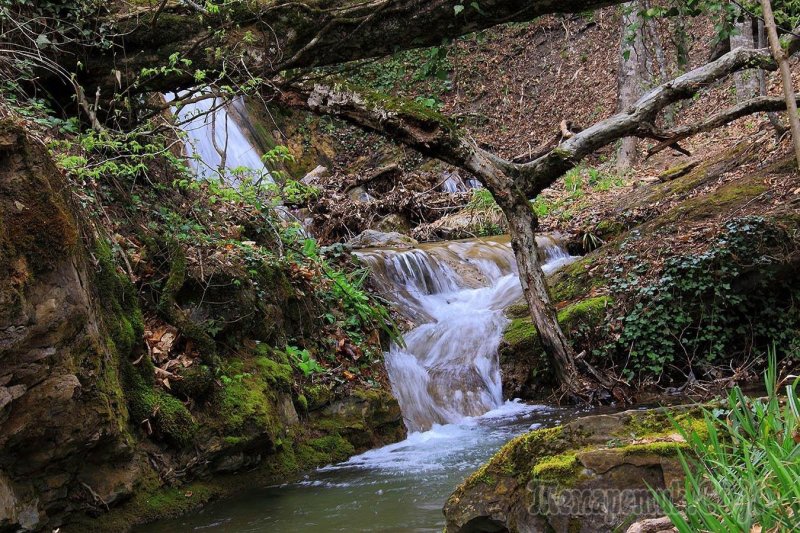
76 0 623 94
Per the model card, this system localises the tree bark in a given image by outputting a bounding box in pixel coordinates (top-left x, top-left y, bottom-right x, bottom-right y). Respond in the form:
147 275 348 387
731 5 760 102
760 0 800 168
616 2 645 171
757 19 789 135
71 0 623 95
462 150 581 389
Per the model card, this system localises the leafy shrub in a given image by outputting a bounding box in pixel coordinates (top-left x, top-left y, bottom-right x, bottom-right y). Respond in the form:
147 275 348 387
607 217 799 378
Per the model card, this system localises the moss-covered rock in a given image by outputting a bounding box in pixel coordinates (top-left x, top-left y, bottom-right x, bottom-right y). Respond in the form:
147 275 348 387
444 407 703 533
499 296 611 399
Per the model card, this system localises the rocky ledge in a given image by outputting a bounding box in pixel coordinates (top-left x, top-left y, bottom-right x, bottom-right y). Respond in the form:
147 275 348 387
443 407 703 533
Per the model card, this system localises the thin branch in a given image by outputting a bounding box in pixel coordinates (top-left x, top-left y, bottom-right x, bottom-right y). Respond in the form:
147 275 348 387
646 93 799 157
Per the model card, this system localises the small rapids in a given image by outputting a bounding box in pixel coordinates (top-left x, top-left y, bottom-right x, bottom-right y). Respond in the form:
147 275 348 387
141 236 583 533
357 236 576 432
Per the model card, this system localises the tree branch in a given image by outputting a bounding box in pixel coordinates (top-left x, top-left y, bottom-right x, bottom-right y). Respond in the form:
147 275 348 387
646 93 800 157
83 0 622 93
278 47 779 199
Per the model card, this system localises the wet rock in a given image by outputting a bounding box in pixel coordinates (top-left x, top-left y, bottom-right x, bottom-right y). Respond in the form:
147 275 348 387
444 407 702 533
314 389 405 451
346 230 418 249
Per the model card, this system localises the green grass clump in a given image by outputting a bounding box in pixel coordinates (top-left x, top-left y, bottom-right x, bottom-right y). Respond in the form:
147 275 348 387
655 350 800 532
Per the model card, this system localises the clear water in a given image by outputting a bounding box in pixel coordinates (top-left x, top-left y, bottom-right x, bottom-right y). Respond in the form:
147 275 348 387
140 238 582 533
139 401 590 533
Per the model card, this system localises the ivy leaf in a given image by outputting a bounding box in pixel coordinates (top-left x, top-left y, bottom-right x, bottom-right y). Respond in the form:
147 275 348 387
35 33 52 49
453 4 464 15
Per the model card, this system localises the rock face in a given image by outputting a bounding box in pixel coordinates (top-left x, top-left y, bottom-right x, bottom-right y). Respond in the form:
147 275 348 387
0 122 136 530
0 122 406 531
443 407 702 533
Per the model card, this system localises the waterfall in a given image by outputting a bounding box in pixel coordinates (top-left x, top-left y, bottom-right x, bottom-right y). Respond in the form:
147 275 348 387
357 236 575 432
168 92 271 183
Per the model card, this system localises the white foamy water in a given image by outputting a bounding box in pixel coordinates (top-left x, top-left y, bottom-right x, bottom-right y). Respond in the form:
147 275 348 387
323 400 548 474
167 92 270 182
357 236 576 432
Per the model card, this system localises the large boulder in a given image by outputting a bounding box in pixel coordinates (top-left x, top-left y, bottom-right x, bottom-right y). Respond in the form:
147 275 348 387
443 407 703 533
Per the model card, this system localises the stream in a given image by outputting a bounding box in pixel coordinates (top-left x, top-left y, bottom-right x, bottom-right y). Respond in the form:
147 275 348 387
142 237 585 532
144 103 585 532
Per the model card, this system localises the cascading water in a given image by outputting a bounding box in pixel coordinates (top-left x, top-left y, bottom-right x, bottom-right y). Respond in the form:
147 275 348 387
357 236 576 431
143 236 585 533
167 92 271 182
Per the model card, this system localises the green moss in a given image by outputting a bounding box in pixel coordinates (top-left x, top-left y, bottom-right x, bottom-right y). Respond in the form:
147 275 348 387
594 219 626 241
294 394 308 413
305 384 333 410
463 425 570 489
658 161 699 182
557 296 611 330
531 453 580 481
659 177 769 226
157 243 217 360
548 256 602 303
65 468 220 533
617 441 689 457
94 237 144 358
615 408 706 442
170 365 214 400
255 356 293 391
307 434 355 462
503 317 539 349
504 302 531 319
502 296 610 349
215 372 277 435
121 358 196 448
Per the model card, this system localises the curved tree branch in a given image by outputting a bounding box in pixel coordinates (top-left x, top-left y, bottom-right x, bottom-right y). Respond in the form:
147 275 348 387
278 47 778 199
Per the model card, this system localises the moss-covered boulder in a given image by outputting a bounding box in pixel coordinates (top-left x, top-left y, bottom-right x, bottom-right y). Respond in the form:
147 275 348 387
443 407 703 533
500 295 611 399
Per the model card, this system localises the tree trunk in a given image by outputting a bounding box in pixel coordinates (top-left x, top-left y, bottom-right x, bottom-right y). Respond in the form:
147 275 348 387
731 6 760 102
501 197 579 388
464 149 583 394
757 19 789 135
617 2 645 172
760 0 800 168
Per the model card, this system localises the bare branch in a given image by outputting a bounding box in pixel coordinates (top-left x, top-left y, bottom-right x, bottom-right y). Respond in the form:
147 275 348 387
279 47 779 200
646 94 800 157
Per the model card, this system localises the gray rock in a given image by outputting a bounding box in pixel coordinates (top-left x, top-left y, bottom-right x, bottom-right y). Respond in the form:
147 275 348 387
300 165 330 185
346 230 418 249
